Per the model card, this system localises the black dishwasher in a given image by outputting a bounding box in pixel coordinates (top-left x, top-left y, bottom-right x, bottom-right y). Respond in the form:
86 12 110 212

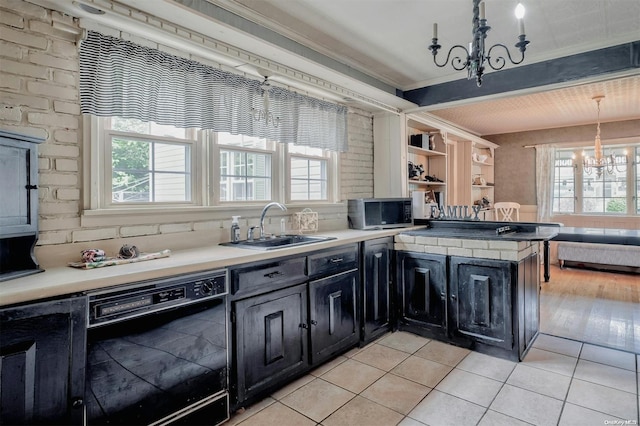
85 270 228 425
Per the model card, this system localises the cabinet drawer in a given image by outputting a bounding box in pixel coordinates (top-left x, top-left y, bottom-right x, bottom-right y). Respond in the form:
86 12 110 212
308 244 358 278
231 256 307 298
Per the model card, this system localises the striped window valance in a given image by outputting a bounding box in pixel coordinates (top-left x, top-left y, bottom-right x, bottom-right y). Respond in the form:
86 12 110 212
79 31 348 152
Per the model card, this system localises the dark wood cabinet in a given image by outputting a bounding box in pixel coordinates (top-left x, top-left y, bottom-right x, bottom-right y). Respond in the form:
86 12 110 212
361 237 393 343
0 130 45 281
449 256 512 350
396 249 540 361
0 297 87 425
233 283 308 403
309 269 358 364
396 251 447 335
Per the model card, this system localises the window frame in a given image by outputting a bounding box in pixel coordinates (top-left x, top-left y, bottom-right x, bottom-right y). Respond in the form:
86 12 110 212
84 116 339 216
551 140 639 216
285 144 335 203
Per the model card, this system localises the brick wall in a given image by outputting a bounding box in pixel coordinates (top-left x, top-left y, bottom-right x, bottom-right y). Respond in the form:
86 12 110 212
0 0 374 264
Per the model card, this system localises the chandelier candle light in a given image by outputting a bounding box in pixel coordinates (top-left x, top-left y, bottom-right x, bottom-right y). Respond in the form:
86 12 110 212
582 95 627 178
429 0 530 87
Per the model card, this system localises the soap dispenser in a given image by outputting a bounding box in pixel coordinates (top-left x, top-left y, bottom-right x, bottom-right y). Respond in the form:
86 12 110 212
230 216 241 243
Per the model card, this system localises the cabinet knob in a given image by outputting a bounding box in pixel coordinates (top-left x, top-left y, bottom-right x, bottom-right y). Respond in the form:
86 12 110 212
71 397 84 408
299 323 308 329
440 292 446 299
450 294 457 300
25 184 38 190
310 320 317 325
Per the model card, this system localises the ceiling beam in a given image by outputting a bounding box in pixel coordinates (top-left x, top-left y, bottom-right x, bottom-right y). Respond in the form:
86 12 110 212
403 41 640 107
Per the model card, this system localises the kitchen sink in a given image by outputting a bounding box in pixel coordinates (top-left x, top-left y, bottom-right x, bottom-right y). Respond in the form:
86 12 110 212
220 234 336 250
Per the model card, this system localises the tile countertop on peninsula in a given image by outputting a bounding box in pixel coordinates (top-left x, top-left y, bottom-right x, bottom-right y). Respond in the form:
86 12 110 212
0 228 420 308
397 220 560 263
409 220 560 242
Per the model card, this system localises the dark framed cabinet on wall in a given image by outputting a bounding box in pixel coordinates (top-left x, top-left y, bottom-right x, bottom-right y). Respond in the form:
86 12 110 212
0 130 45 281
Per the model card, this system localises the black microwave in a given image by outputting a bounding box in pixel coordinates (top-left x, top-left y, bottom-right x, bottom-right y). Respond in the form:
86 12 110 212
347 198 413 229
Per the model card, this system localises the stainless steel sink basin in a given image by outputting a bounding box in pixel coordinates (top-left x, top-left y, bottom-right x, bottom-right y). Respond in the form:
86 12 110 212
220 234 336 250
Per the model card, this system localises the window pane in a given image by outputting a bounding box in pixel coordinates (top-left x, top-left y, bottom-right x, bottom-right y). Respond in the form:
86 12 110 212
111 137 191 203
218 132 273 150
552 150 575 213
110 117 190 139
219 149 272 202
290 156 327 201
582 148 627 214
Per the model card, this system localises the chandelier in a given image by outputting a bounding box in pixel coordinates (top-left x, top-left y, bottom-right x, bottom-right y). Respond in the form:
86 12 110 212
251 76 280 128
428 0 530 87
582 95 627 178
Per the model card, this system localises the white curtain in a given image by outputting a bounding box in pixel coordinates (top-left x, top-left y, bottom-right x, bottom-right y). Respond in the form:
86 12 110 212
79 31 348 151
534 144 556 222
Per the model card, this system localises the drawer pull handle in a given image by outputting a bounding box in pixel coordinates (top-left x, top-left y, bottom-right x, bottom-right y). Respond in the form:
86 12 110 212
329 258 344 264
264 271 284 279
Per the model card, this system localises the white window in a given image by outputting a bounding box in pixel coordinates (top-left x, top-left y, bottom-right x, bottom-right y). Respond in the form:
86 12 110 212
216 133 275 202
552 149 575 214
86 117 338 212
287 144 329 201
101 117 199 207
552 143 638 216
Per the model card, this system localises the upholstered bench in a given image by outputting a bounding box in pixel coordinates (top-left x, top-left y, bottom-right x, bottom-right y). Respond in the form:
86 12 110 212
558 242 640 270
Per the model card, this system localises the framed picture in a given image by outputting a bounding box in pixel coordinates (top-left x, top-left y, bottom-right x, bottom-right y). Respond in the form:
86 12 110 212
425 190 437 203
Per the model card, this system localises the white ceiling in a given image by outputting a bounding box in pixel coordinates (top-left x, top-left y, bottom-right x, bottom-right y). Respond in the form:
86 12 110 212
212 0 640 135
30 0 640 135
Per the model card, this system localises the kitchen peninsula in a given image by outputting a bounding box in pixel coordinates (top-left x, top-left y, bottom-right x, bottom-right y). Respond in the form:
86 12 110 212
394 220 558 361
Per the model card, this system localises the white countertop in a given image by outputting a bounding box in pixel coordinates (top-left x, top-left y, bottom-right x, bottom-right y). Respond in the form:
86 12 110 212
0 228 413 307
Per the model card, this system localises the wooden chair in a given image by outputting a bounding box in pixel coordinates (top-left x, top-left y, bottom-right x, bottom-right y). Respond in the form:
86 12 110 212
494 202 520 221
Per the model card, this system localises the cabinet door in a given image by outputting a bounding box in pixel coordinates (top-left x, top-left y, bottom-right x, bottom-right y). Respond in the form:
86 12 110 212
234 284 308 403
362 238 392 341
397 252 447 332
0 297 86 425
309 270 359 365
0 136 39 236
450 257 512 349
518 252 540 356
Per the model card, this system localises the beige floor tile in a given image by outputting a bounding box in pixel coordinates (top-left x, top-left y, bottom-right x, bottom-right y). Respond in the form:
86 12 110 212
414 340 470 367
408 390 485 426
342 346 364 358
566 378 638 420
236 401 315 426
321 358 386 393
533 334 582 357
574 359 637 394
280 378 354 423
322 395 404 426
435 368 502 407
490 384 564 426
391 355 452 388
309 355 347 377
361 373 431 415
352 343 410 371
271 374 315 400
506 363 571 400
397 417 426 426
522 347 578 377
558 403 626 426
580 343 637 371
456 351 516 382
477 410 532 426
228 397 276 426
377 331 430 354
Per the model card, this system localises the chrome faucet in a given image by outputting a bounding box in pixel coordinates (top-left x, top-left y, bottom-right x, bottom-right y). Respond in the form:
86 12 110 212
259 202 287 239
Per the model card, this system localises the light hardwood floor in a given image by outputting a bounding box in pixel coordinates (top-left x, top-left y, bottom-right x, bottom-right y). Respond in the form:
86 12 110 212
540 264 640 354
